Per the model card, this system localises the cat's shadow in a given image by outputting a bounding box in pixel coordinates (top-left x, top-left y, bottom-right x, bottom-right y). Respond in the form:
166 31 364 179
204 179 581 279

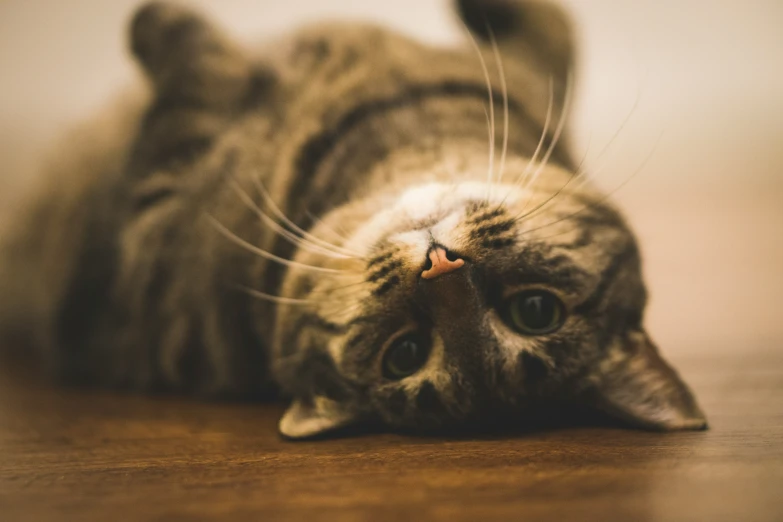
293 405 634 442
0 354 644 443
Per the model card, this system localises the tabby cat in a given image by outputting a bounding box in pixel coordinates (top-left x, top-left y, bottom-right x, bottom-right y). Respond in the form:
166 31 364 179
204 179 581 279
0 0 707 439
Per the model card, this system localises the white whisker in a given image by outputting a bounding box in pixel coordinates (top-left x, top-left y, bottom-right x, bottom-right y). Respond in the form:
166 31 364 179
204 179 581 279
251 174 362 258
519 130 663 236
205 214 346 274
463 24 495 202
573 85 643 191
229 180 353 260
328 302 364 321
237 285 317 306
488 29 509 188
517 67 643 221
513 76 554 192
512 131 594 223
521 71 574 198
305 211 356 248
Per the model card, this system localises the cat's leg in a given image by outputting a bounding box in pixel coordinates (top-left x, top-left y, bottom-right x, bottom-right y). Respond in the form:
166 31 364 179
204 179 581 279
88 3 283 393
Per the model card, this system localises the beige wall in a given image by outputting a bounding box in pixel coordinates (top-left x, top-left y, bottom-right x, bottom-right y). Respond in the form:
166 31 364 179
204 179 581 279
0 1 781 358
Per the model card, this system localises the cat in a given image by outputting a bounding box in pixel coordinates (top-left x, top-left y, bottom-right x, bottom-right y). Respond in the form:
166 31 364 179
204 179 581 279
0 0 707 439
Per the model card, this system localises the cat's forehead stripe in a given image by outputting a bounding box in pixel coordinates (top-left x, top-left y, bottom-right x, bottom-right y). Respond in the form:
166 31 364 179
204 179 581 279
287 80 544 222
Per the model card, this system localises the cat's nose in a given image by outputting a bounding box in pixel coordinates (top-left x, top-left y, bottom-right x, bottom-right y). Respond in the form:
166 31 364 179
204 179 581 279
421 246 465 279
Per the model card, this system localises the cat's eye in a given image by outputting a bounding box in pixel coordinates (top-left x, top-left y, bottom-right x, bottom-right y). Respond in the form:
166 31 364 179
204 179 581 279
382 332 431 380
504 290 565 335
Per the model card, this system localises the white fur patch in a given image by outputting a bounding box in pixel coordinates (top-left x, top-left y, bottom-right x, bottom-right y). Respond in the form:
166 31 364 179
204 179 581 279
394 183 447 221
488 314 552 371
347 181 528 263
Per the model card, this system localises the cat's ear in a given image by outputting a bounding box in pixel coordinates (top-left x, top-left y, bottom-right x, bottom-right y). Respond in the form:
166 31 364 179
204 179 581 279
279 397 359 440
586 331 708 431
275 346 362 439
130 2 271 104
454 0 574 83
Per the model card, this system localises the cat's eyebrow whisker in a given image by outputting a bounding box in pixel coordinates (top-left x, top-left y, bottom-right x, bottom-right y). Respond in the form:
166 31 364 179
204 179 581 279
237 285 318 307
305 211 355 247
518 69 574 206
488 28 509 189
239 285 362 308
320 301 363 324
328 303 365 322
319 278 372 297
517 73 643 223
228 180 354 260
462 22 495 203
251 174 362 259
571 83 643 192
325 279 371 295
482 106 493 189
514 76 554 190
205 214 347 274
518 130 663 237
512 132 593 223
496 75 554 211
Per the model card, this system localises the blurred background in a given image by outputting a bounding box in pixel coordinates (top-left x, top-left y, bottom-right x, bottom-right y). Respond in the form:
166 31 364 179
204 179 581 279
0 0 781 366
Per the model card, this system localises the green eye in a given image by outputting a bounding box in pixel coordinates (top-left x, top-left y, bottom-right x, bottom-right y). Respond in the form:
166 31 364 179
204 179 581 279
383 332 431 380
505 290 565 335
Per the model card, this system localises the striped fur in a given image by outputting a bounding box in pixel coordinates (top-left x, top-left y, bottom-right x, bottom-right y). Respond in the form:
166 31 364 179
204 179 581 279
0 1 706 438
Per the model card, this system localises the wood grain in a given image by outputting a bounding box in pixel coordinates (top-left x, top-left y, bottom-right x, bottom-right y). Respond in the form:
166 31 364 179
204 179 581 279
1 349 781 522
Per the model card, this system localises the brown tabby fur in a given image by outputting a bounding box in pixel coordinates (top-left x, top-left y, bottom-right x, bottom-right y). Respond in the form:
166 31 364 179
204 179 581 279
0 0 706 438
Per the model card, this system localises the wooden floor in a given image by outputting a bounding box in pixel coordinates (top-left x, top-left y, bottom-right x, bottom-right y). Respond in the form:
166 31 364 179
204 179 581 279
0 347 781 522
1 2 782 519
1 183 782 522
1 187 782 521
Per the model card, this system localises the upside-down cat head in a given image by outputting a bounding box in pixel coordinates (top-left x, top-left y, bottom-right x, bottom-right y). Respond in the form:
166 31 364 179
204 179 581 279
266 1 706 438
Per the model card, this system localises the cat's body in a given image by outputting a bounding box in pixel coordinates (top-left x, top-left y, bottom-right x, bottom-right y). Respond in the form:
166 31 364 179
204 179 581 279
0 1 706 438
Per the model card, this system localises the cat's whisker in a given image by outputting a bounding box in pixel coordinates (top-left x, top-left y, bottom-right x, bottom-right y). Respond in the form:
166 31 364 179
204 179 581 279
239 272 374 310
518 70 574 206
228 180 354 260
488 28 509 189
518 130 663 237
325 280 371 296
318 277 372 295
495 75 554 211
329 303 365 322
205 214 347 274
529 227 578 243
320 300 363 322
571 84 643 191
517 76 643 223
251 174 362 258
462 23 495 202
304 211 356 248
512 132 593 224
482 106 493 189
512 76 554 192
243 272 371 307
240 286 363 308
237 285 317 307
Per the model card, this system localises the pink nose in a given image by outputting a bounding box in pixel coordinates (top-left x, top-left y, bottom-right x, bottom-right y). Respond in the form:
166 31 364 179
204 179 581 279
421 246 465 280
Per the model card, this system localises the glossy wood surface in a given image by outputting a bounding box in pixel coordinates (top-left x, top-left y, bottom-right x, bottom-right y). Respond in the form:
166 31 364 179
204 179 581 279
1 346 781 522
1 1 782 519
